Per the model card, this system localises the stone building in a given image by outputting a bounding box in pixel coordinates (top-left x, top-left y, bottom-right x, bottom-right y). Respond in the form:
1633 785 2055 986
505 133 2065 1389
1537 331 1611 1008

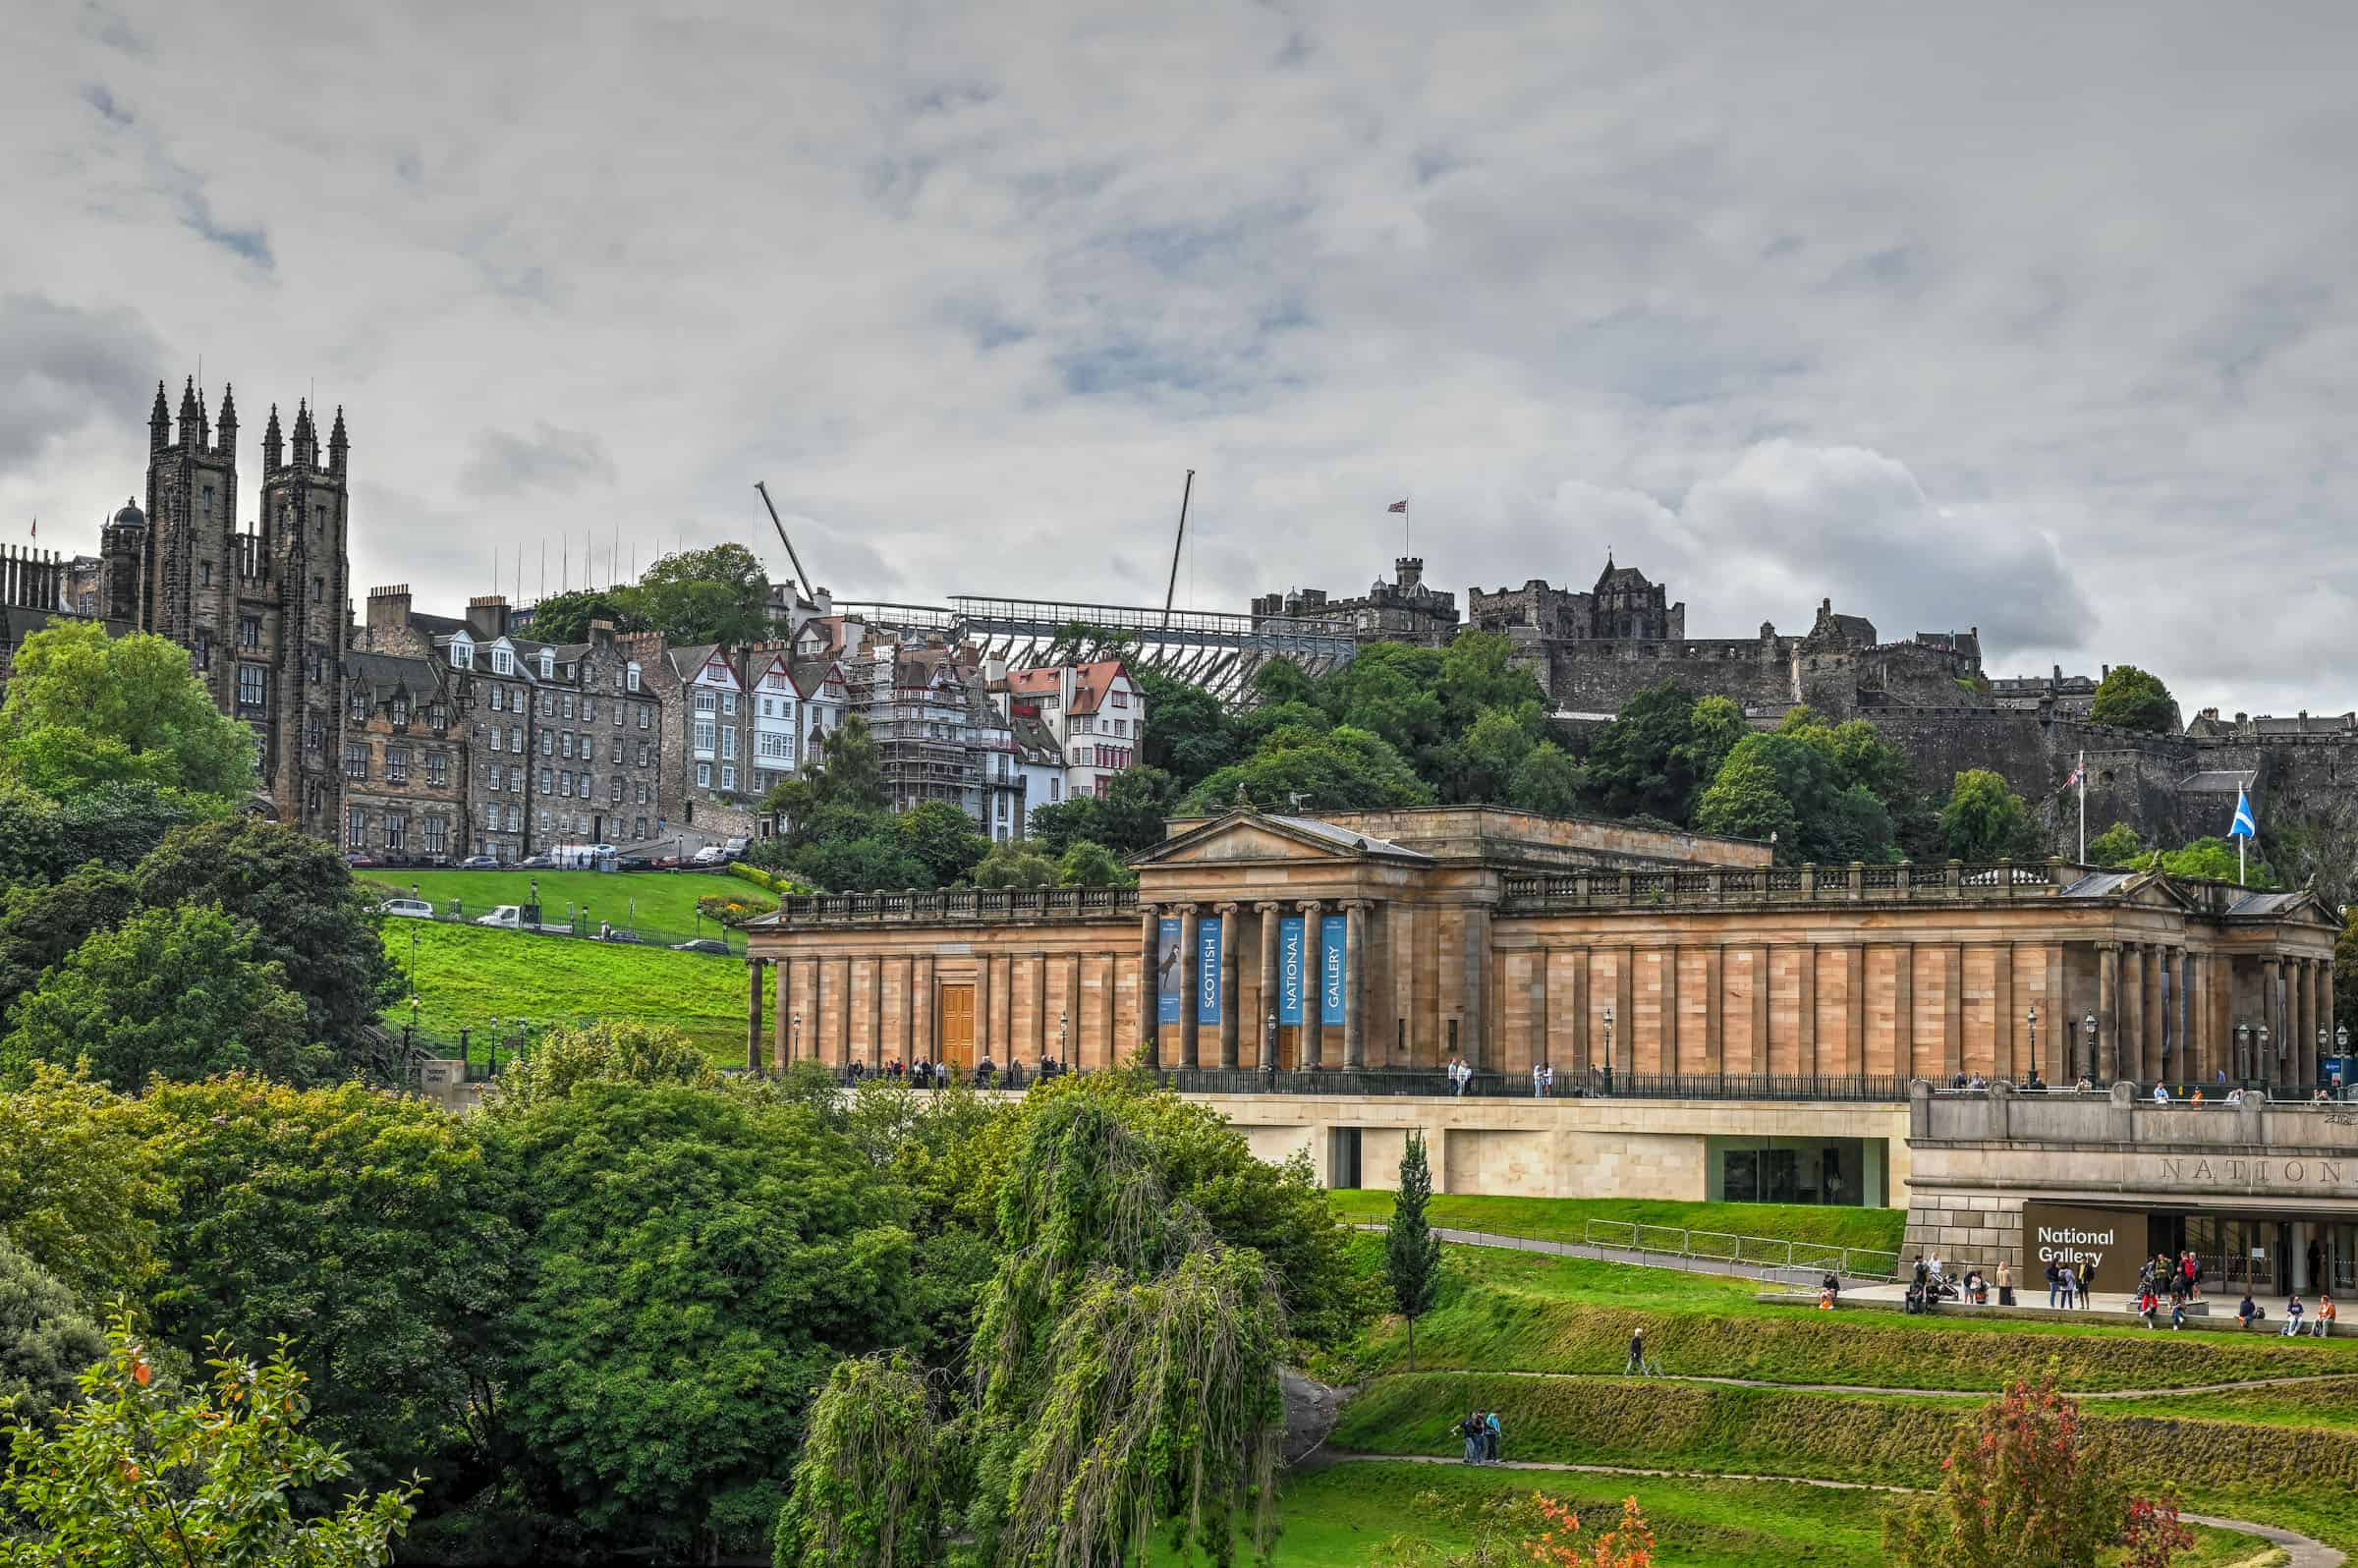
1251 557 1460 646
341 649 467 861
743 805 2334 1224
996 658 1145 800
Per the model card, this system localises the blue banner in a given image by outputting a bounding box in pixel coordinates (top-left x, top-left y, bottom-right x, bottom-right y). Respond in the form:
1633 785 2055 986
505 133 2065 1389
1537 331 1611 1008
1319 914 1347 1026
1197 918 1223 1023
1155 917 1183 1025
1277 917 1305 1024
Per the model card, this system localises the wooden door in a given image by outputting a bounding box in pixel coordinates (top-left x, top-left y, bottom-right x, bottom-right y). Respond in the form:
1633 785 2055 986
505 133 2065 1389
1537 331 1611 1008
938 983 976 1071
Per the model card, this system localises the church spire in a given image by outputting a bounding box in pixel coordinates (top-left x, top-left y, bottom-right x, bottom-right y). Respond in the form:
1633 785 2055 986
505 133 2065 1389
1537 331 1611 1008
291 398 315 467
177 376 199 447
149 380 170 451
327 405 348 474
216 382 238 456
263 402 283 471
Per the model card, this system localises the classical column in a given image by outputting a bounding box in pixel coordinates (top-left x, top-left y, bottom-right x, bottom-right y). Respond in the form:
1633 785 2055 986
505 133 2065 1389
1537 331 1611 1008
903 957 918 1064
1033 951 1049 1065
748 958 767 1075
2097 943 2118 1081
1139 906 1160 1064
917 955 935 1065
1068 953 1084 1065
1844 943 1867 1078
1178 904 1203 1069
1256 902 1281 1069
1991 944 2014 1083
976 950 994 1064
1571 948 1592 1072
1299 899 1324 1068
2176 948 2194 1083
2143 944 2164 1083
1462 905 1490 1069
1097 950 1115 1070
2264 957 2283 1085
1615 947 1636 1082
870 956 885 1067
1892 943 1914 1079
837 955 853 1068
1218 904 1242 1069
1531 944 1551 1069
2122 944 2146 1083
773 954 791 1070
1702 945 1723 1080
1796 946 1819 1076
2296 957 2315 1089
1751 946 1770 1080
1941 944 1964 1083
1659 946 1681 1076
1345 900 1371 1069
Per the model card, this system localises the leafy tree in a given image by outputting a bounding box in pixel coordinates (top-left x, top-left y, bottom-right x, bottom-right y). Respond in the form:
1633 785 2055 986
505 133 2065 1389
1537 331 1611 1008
140 1078 521 1501
794 833 935 894
477 1018 718 1123
523 587 644 644
0 865 139 1027
0 1313 419 1568
2088 665 2177 734
1883 1373 2159 1568
2158 836 2276 888
133 816 399 1060
0 782 63 888
1434 631 1548 732
971 839 1058 889
55 782 207 874
2338 910 2358 1049
1029 764 1174 857
1 906 323 1091
624 543 776 649
773 1352 945 1568
1942 769 2041 862
767 714 890 834
897 801 987 888
1508 741 1586 817
1443 704 1540 806
500 1084 914 1557
1679 695 1748 793
1385 1133 1443 1372
1319 644 1449 763
1134 669 1239 791
1055 838 1133 888
1249 657 1319 709
1183 724 1432 814
2088 821 2146 867
0 1236 104 1430
1697 731 1898 866
1582 683 1715 824
0 622 255 803
0 1066 162 1305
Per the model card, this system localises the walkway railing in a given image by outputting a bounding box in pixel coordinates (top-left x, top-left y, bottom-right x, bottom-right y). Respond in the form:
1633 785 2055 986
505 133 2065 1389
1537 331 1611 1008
1151 1066 1907 1102
769 885 1141 925
1583 1218 1903 1281
1500 860 2075 912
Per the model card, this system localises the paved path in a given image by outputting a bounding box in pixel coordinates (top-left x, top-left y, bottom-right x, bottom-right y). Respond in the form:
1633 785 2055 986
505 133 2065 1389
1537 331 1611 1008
1348 1222 1890 1288
1379 1366 2356 1400
1320 1454 2342 1566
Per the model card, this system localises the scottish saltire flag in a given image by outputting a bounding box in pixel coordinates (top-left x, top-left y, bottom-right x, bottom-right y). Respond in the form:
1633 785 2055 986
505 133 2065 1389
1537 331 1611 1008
2230 787 2258 839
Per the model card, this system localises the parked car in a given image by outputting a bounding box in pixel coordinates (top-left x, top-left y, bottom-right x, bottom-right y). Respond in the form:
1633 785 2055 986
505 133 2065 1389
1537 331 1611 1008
670 938 734 956
617 856 659 871
519 854 554 868
346 853 383 869
458 855 500 869
378 898 434 920
597 929 645 944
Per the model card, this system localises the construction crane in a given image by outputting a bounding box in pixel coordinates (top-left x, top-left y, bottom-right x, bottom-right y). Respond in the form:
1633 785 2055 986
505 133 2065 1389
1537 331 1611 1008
753 481 816 602
1160 469 1195 630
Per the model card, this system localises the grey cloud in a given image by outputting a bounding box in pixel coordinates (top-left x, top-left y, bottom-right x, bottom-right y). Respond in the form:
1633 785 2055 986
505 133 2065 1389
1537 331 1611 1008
80 81 272 269
0 294 163 468
459 424 618 498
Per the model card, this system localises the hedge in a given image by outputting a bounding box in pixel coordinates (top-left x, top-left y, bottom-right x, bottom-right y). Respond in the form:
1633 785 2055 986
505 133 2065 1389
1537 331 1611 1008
1333 1372 2358 1501
728 863 820 897
1369 1280 2358 1391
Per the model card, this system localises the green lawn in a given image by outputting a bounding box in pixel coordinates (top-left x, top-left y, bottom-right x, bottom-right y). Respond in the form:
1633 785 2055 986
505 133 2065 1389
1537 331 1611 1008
1343 1244 2358 1391
383 921 750 1066
1325 1191 1906 1257
368 868 762 941
2105 1377 2358 1431
1164 1463 2275 1567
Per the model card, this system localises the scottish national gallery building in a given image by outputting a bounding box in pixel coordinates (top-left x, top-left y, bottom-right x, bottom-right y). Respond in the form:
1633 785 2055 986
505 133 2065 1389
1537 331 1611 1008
743 805 2358 1294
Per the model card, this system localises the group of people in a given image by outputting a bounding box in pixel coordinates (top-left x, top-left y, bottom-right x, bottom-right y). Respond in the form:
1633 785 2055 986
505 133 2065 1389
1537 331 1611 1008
2236 1290 2337 1335
1909 1255 2012 1312
2045 1257 2100 1309
1527 1062 1555 1096
1458 1409 1505 1464
837 1055 1077 1090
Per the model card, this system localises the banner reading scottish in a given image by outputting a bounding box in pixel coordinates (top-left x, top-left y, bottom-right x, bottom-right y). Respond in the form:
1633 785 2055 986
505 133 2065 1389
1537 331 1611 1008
1197 917 1222 1023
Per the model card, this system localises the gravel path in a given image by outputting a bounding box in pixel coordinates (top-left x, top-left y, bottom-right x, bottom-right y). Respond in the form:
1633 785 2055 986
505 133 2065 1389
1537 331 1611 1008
1379 1366 2358 1400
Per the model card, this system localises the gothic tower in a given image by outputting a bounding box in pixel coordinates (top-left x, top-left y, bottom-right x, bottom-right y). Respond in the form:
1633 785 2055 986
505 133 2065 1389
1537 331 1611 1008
257 399 350 836
141 376 240 666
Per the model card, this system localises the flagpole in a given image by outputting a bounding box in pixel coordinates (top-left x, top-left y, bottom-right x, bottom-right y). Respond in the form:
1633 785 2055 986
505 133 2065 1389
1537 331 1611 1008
2076 750 2085 864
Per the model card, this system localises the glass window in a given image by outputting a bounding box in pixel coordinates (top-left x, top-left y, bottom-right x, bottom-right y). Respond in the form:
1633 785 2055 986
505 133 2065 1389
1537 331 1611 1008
720 691 737 715
540 767 553 793
237 664 266 709
626 663 641 692
721 764 736 791
488 724 502 752
385 815 407 852
391 697 409 726
540 732 553 756
582 736 593 763
423 817 447 855
638 705 648 729
582 698 594 722
697 762 711 788
386 749 410 784
511 728 524 754
344 743 367 780
695 690 716 712
492 646 514 675
451 642 474 669
347 809 365 849
694 719 715 755
562 695 576 720
721 727 738 760
562 733 575 758
488 763 503 790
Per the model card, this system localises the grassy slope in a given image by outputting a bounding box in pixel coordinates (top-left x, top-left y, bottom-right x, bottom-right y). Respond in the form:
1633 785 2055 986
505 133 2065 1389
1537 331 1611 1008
1347 1244 2358 1391
384 921 748 1066
1327 1191 1906 1256
1172 1464 2272 1567
377 868 760 933
1329 1372 2358 1554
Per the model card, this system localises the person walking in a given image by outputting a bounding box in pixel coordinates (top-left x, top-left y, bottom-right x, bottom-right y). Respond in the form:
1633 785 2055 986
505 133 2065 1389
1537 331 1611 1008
1485 1410 1502 1463
2078 1258 2097 1311
2171 1296 2186 1331
1626 1327 1648 1374
1532 1062 1545 1098
1996 1260 2014 1307
1542 1062 1554 1097
1461 1410 1484 1464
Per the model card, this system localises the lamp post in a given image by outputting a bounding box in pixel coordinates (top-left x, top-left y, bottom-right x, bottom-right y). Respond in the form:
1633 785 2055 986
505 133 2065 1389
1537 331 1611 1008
2027 1006 2040 1086
2237 1022 2251 1081
2082 1012 2096 1082
1058 1010 1068 1068
2259 1024 2271 1084
488 1015 500 1078
1602 1004 1616 1094
793 1011 803 1063
2339 1023 2350 1056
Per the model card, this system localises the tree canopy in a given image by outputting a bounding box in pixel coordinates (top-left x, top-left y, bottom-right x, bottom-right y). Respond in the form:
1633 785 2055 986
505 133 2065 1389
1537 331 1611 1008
2087 665 2177 734
0 622 255 805
1941 768 2041 862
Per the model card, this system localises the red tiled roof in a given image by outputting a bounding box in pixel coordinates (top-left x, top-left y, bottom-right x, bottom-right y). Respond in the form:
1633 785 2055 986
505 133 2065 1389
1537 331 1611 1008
1003 658 1131 715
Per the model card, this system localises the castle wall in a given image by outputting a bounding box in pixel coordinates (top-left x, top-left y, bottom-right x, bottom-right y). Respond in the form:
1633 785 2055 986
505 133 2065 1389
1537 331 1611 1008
1545 636 1794 714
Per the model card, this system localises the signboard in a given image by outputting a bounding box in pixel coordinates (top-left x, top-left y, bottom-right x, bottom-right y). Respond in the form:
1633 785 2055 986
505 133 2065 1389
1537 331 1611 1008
2021 1201 2133 1280
1154 917 1183 1025
1277 917 1306 1024
1319 914 1347 1026
1197 918 1223 1023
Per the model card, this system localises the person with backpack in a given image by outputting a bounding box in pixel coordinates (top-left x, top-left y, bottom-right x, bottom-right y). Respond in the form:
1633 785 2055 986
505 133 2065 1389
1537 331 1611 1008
1460 1410 1485 1464
1485 1410 1502 1463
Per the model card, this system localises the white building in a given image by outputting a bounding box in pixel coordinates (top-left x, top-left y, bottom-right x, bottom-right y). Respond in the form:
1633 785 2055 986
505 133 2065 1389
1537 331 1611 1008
997 659 1146 800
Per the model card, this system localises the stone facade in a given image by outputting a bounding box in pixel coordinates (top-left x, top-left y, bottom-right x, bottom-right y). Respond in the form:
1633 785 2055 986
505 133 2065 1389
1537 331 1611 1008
341 650 468 861
1252 557 1460 646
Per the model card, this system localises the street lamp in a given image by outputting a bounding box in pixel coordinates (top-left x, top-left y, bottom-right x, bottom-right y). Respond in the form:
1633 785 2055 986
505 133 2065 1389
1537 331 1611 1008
1602 1004 1616 1093
1058 1010 1068 1067
2027 1006 2040 1086
2083 1012 2097 1080
2339 1023 2350 1055
2259 1025 2271 1083
793 1011 803 1062
2237 1022 2251 1080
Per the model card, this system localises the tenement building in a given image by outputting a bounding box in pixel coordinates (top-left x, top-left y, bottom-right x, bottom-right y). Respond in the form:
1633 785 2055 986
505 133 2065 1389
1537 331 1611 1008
743 805 2343 1285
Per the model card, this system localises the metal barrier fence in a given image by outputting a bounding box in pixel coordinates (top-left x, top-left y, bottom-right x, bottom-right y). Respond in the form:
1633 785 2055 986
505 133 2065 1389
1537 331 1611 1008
1583 1217 1903 1282
386 907 746 954
1151 1066 1907 1102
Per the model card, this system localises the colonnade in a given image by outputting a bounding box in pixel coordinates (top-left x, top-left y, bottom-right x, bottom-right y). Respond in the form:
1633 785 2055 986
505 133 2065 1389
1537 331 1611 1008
1135 898 1378 1068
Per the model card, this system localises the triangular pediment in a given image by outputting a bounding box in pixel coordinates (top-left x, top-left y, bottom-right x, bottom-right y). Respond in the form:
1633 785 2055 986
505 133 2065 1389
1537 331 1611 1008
1129 810 1430 868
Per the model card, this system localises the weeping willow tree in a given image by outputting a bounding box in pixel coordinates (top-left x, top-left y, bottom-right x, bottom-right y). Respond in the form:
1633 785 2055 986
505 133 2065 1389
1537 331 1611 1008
968 1082 1288 1568
775 1351 948 1568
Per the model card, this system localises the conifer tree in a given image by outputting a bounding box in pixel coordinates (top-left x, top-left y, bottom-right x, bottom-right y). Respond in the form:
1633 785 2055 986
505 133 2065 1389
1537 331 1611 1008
1385 1132 1443 1371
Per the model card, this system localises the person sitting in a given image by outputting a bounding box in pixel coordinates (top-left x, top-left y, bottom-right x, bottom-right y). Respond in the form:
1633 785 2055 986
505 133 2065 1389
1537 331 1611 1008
2282 1295 2307 1336
2139 1288 2158 1328
1819 1271 1840 1310
2153 1083 2170 1105
2238 1292 2261 1330
2316 1293 2337 1337
2226 1087 2246 1106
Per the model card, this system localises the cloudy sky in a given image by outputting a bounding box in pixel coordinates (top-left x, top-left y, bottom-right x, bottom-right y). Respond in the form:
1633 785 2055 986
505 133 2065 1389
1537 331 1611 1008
5 2 2355 714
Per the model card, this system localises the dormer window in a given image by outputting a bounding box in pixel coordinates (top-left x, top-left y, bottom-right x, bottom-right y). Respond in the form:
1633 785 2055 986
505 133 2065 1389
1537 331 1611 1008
538 649 554 679
626 662 641 692
391 696 410 726
450 641 474 670
491 645 514 676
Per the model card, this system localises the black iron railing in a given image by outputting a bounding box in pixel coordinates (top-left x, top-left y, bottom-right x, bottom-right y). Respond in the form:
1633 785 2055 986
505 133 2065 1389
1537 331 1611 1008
1148 1067 1909 1102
